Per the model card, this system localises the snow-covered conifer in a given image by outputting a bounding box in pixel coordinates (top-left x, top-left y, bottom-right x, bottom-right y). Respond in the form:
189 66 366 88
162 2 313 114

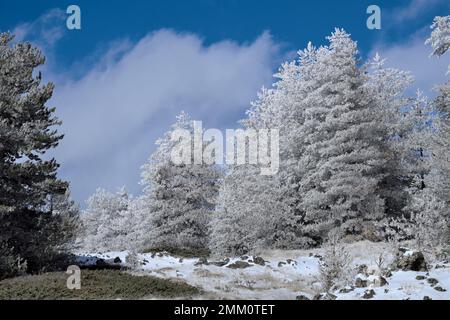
425 15 450 73
318 230 352 292
299 29 387 238
141 112 222 253
211 51 319 255
80 187 130 252
366 53 414 217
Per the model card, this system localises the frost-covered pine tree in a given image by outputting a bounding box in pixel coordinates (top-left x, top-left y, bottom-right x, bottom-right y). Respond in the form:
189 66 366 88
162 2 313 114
425 15 450 73
430 90 450 205
80 187 130 252
398 92 448 257
377 91 448 258
416 15 450 250
212 31 411 254
408 187 448 259
79 187 153 252
141 112 222 254
299 29 387 239
318 230 352 292
209 165 289 256
50 190 81 250
210 50 321 256
426 15 450 204
399 91 435 194
382 17 450 256
121 195 153 251
366 53 414 217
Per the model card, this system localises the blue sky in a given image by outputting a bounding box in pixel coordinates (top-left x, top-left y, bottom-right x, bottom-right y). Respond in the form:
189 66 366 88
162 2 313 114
2 0 448 70
1 0 449 204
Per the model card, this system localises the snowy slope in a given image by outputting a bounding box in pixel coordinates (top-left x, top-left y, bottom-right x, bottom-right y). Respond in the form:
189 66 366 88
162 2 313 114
75 241 450 300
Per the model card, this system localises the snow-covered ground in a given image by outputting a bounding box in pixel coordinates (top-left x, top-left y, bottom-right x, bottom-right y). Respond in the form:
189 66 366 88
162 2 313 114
74 241 450 300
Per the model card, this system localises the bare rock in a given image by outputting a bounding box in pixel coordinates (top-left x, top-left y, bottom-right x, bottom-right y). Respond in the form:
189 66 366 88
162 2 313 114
434 286 447 292
210 258 230 267
392 248 427 272
367 275 388 287
194 257 209 266
339 286 355 293
286 259 296 265
227 260 252 269
427 278 439 286
313 293 337 300
355 276 368 288
253 256 266 266
362 289 376 299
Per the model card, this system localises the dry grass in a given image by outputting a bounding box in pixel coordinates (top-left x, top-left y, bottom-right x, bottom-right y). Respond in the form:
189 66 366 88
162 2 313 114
0 269 199 300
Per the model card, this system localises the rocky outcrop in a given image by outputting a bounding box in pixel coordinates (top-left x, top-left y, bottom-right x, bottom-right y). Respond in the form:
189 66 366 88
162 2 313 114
391 248 428 272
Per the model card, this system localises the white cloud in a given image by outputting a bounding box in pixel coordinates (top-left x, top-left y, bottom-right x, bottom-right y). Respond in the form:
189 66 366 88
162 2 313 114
12 8 66 48
389 0 447 24
49 30 280 203
371 30 449 97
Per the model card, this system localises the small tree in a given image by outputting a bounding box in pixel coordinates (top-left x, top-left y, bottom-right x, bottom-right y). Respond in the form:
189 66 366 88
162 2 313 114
318 230 352 292
409 188 449 259
79 187 130 252
209 164 302 256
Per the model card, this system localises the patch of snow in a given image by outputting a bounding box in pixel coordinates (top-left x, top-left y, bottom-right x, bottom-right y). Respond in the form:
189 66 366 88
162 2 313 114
403 250 415 257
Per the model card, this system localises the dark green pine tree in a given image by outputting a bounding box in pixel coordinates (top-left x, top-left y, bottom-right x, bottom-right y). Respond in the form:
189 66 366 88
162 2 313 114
0 33 67 212
1 33 74 279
